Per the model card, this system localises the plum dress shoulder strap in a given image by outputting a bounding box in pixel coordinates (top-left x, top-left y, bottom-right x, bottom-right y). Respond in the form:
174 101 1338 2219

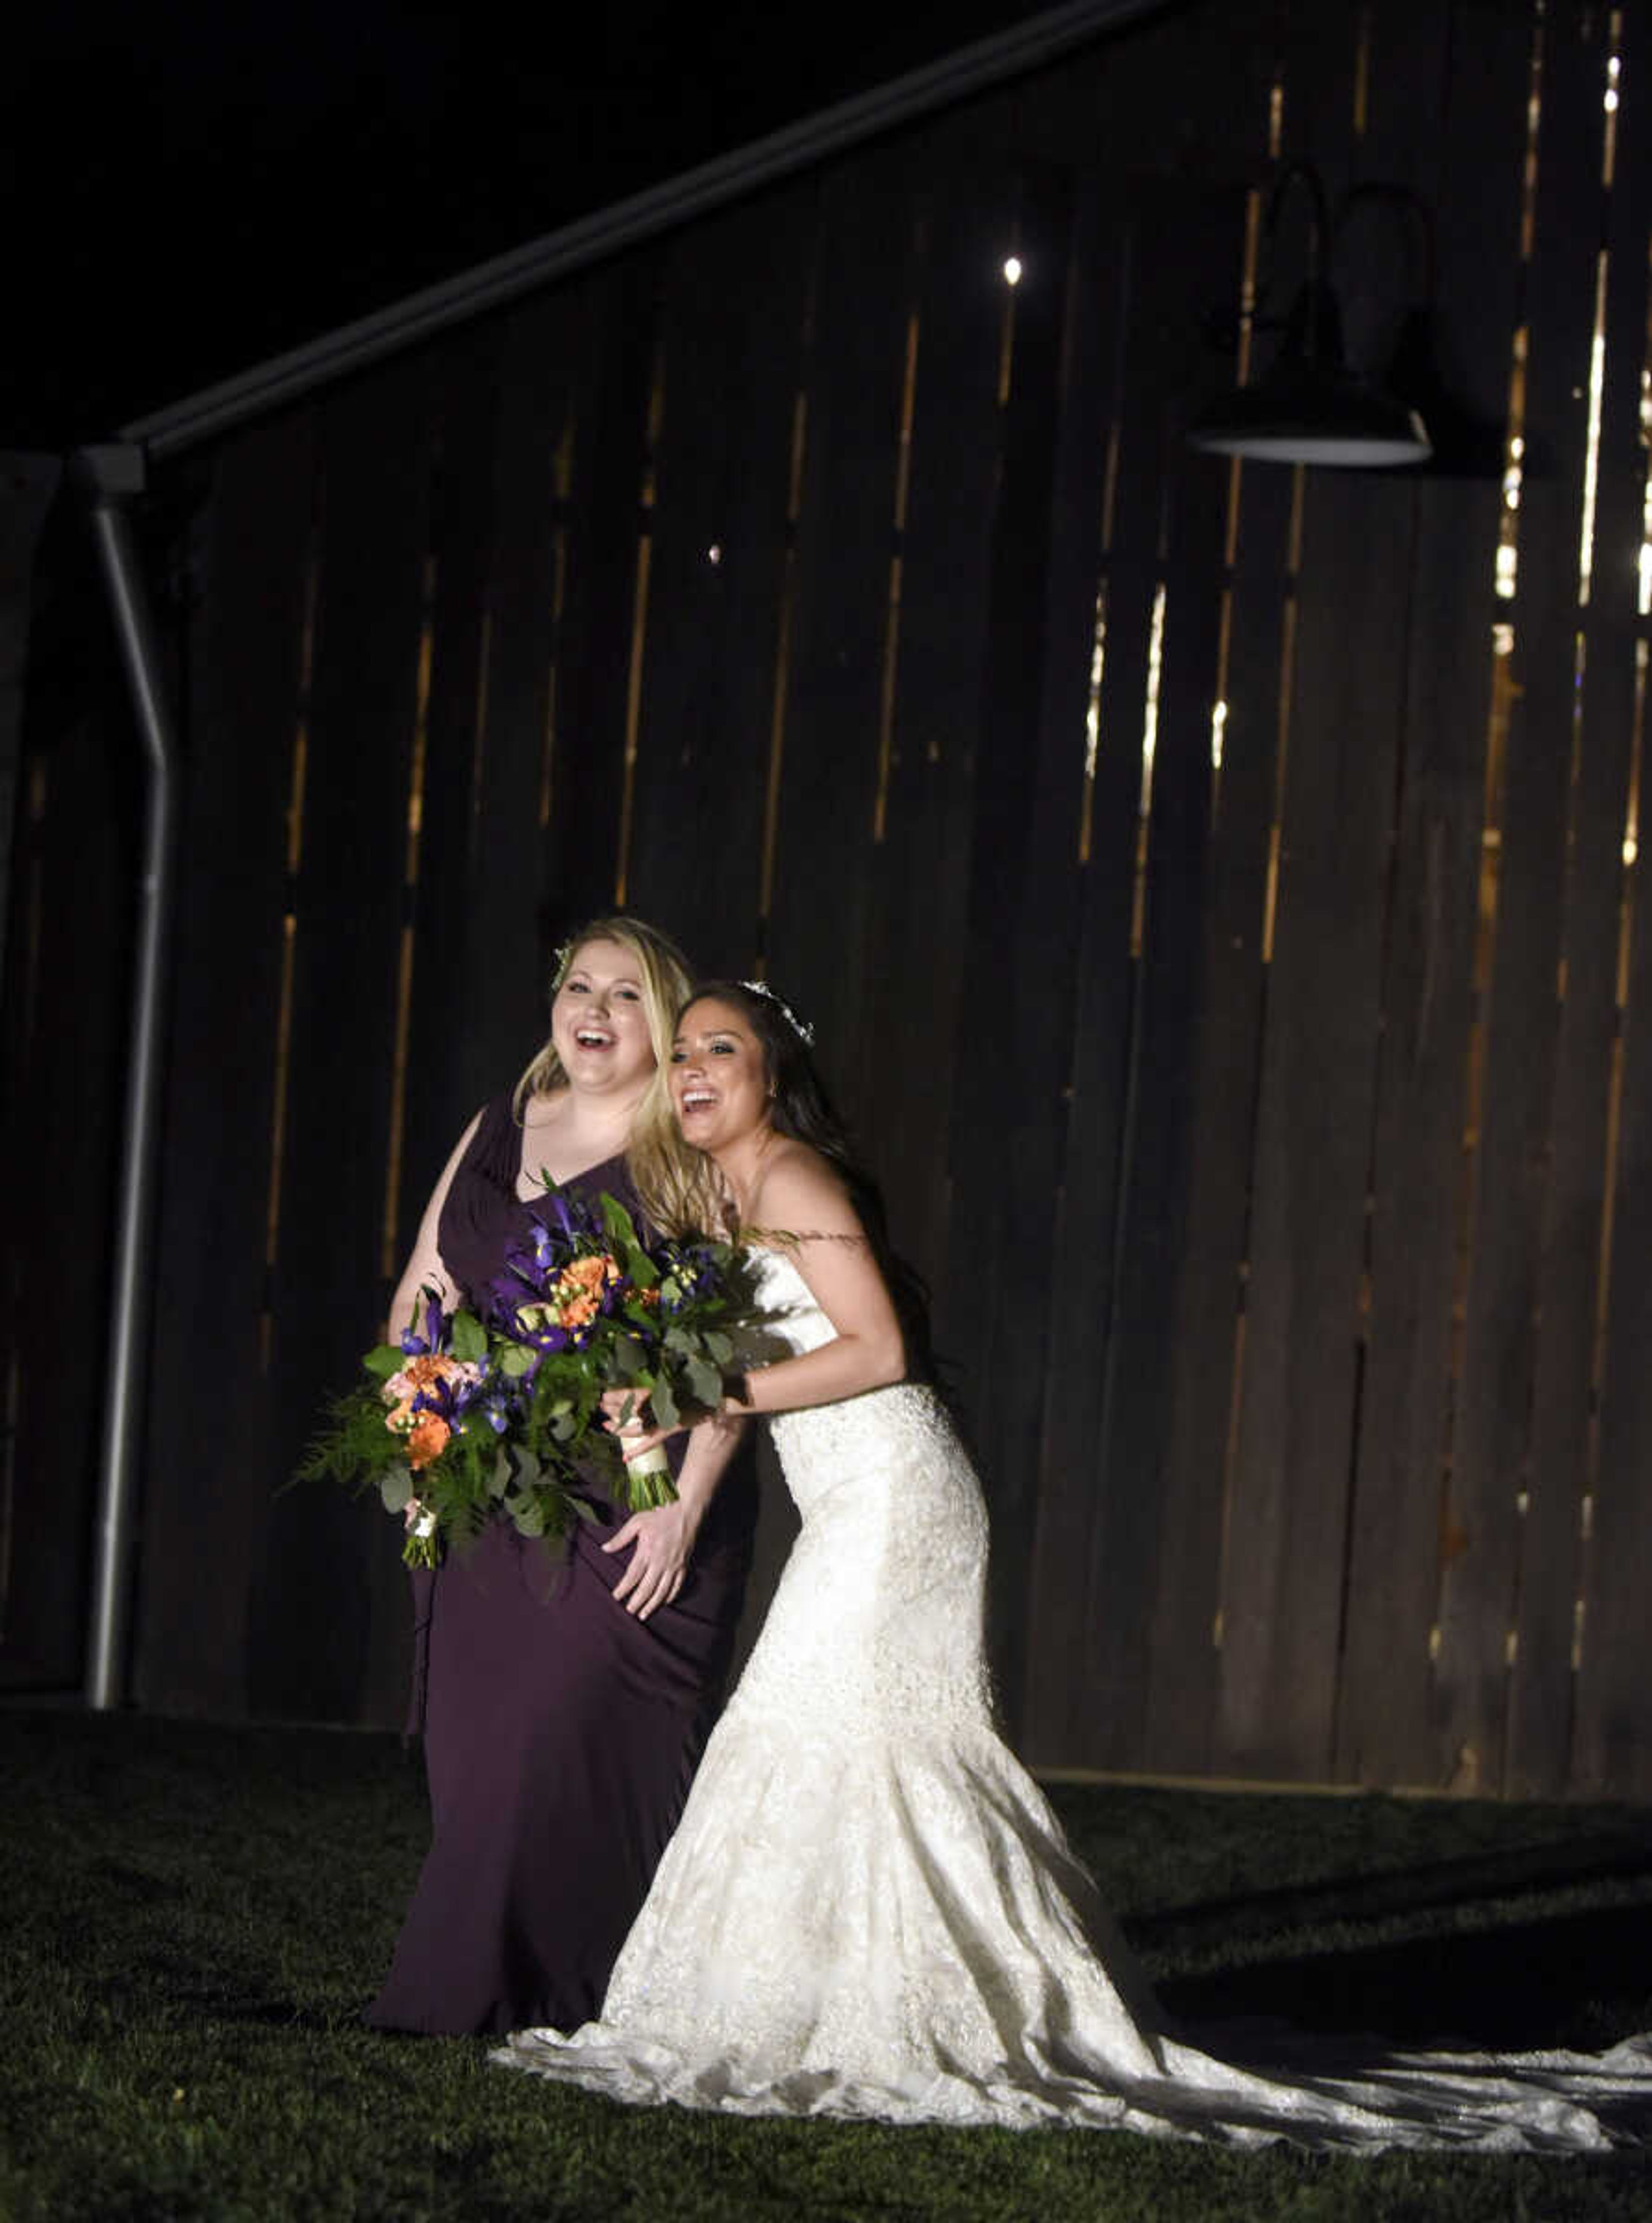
436 1094 536 1310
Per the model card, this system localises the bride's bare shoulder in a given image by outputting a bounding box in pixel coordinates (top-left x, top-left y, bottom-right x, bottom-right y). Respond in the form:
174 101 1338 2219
748 1141 862 1244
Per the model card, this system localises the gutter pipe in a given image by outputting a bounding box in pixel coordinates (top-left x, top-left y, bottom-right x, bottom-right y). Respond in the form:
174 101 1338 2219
77 444 178 1709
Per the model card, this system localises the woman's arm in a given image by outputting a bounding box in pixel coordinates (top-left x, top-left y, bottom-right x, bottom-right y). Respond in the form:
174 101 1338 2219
721 1151 907 1414
603 1410 747 1619
608 1149 906 1470
384 1108 484 1339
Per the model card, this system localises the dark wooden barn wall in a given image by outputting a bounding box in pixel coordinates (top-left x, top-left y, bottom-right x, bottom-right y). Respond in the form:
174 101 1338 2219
8 0 1652 1799
0 506 136 1695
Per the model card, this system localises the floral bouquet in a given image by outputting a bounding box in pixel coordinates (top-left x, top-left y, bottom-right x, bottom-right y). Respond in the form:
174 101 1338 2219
298 1187 761 1569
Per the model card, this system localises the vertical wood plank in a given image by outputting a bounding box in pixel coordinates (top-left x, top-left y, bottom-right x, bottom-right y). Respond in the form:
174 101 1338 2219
848 160 1007 1304
625 187 817 976
457 287 610 1109
1011 204 1151 1764
0 527 132 1689
1140 435 1291 1776
136 418 315 1715
928 162 1077 1724
1210 0 1448 1786
1212 473 1411 1780
1336 0 1535 1787
545 254 665 932
247 360 434 1726
1010 177 1133 1763
392 324 509 1254
1449 4 1629 1798
1141 0 1374 1780
763 147 918 1094
1072 197 1230 1773
1565 0 1652 1800
1138 73 1298 1770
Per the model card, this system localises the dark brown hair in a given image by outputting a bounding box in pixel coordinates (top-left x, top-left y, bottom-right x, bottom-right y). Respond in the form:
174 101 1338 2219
681 981 934 1383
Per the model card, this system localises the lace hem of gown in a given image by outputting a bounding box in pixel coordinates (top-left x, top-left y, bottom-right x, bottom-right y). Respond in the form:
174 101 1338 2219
492 1253 1652 2149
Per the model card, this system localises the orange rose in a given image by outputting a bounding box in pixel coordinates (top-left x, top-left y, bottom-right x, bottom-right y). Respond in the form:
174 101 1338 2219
407 1413 451 1470
384 1351 459 1434
545 1253 618 1331
564 1255 616 1296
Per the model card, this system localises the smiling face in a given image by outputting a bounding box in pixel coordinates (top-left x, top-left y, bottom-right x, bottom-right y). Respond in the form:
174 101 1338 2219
549 937 658 1099
670 996 773 1160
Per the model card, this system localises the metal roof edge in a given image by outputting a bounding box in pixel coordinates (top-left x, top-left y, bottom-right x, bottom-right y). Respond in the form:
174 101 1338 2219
120 0 1171 460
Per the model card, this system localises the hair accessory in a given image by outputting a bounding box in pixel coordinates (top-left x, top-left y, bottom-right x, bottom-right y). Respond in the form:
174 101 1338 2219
740 979 815 1046
551 939 574 987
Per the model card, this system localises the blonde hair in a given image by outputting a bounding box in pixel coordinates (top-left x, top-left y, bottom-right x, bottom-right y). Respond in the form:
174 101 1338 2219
512 915 721 1237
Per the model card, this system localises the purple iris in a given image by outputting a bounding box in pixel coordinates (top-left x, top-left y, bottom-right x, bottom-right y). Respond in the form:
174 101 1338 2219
530 1187 601 1252
399 1290 448 1358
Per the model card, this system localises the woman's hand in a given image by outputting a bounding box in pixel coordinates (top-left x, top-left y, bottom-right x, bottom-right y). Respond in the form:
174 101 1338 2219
603 1499 701 1618
601 1386 684 1465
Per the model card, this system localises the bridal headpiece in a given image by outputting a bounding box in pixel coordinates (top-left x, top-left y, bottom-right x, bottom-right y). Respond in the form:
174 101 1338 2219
740 979 816 1046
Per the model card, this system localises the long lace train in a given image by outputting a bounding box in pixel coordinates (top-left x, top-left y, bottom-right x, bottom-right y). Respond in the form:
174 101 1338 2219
495 1254 1652 2149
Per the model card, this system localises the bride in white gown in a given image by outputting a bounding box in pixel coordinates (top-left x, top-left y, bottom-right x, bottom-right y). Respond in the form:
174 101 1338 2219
495 982 1652 2150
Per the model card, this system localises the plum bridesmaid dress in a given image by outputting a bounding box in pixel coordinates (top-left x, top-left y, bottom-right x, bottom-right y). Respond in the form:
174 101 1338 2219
367 1095 756 2037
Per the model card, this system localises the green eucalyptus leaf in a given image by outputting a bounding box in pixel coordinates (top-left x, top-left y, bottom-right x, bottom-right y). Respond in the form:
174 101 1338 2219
362 1344 404 1380
685 1355 722 1410
650 1378 680 1430
378 1463 413 1513
449 1310 487 1363
499 1343 536 1379
489 1450 512 1500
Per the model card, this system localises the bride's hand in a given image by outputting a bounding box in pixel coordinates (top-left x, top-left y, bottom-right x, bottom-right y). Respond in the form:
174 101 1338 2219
600 1386 681 1463
603 1500 700 1618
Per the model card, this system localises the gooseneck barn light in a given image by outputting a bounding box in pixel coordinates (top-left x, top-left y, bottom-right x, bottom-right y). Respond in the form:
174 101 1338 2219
1190 163 1432 469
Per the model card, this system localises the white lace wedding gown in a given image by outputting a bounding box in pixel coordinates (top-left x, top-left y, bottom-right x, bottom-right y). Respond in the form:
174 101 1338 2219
496 1252 1652 2149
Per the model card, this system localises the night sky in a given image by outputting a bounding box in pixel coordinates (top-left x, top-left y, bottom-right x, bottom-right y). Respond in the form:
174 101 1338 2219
6 0 1048 452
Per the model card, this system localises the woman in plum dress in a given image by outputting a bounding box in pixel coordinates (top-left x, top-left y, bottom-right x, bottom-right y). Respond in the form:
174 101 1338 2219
367 920 755 2037
497 982 1652 2150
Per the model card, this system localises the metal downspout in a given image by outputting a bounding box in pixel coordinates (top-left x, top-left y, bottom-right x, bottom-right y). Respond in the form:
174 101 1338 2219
77 444 178 1709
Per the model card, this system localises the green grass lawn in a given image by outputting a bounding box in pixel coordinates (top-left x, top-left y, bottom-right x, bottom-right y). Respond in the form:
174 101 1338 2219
3 1707 1651 2220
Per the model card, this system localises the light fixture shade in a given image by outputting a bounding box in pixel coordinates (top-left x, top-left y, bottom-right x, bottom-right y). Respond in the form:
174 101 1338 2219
1190 363 1431 467
1191 272 1433 468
